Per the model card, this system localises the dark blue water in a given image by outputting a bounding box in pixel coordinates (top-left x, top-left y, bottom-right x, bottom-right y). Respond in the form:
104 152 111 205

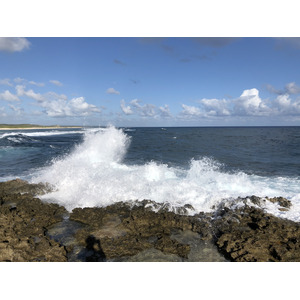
126 127 300 177
1 127 300 180
1 126 300 221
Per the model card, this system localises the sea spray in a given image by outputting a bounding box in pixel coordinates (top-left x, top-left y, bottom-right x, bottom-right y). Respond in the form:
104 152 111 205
31 127 300 221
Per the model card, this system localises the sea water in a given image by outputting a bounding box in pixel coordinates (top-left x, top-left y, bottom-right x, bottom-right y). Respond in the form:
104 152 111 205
1 126 300 221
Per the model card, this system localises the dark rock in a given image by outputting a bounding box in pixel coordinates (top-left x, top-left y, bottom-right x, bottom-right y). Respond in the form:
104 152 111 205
0 180 68 262
69 201 211 260
1 179 299 262
266 196 292 209
212 205 300 262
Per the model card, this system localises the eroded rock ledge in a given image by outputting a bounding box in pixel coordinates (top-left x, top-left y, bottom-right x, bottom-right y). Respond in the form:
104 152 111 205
0 179 67 261
0 180 299 262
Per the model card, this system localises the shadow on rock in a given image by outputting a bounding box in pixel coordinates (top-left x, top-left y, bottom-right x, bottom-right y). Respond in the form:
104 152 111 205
77 235 106 262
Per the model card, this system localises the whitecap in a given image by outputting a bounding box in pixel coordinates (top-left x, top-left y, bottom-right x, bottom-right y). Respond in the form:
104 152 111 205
30 126 300 221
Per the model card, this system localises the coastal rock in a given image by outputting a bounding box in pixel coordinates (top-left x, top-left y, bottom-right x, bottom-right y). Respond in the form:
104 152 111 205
1 180 299 262
0 178 53 197
213 205 300 262
69 200 210 261
0 180 68 262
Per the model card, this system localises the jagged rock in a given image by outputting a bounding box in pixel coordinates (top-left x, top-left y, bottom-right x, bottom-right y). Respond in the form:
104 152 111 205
266 196 292 208
0 180 68 262
213 206 300 262
1 180 299 262
70 201 210 260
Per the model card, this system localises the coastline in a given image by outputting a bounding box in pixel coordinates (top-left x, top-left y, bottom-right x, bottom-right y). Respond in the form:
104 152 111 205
1 179 299 262
0 126 82 131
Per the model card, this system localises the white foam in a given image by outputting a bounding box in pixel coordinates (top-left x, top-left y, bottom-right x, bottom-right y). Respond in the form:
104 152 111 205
30 127 300 221
0 130 84 139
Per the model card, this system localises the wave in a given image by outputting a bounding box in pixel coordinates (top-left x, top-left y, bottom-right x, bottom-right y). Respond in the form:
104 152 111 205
30 127 300 221
0 130 84 139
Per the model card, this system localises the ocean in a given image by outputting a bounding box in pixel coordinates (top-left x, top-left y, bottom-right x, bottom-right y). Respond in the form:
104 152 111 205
1 126 300 221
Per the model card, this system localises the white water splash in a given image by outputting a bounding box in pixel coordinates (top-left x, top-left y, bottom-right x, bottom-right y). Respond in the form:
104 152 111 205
31 127 300 221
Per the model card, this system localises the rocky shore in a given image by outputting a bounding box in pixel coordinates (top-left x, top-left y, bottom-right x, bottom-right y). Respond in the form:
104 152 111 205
0 179 299 262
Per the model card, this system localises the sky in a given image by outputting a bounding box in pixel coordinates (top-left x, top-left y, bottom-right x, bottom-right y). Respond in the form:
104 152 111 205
1 37 300 126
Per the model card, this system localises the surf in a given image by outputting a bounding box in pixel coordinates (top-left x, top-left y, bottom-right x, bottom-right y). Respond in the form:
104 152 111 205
30 126 300 221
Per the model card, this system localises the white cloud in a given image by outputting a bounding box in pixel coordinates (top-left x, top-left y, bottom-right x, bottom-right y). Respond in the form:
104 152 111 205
273 94 300 115
159 105 172 118
0 90 20 102
285 82 300 95
29 81 45 87
16 85 44 102
106 88 120 95
130 99 156 117
274 94 291 110
200 98 230 116
120 99 133 115
49 80 63 87
46 91 68 100
120 99 163 118
37 96 101 117
14 77 26 84
181 104 202 116
0 37 30 52
267 82 300 95
0 78 13 87
179 88 275 121
233 88 270 116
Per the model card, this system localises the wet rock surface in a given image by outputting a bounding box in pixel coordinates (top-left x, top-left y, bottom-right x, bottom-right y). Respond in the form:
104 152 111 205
0 179 68 261
212 200 300 262
1 180 299 262
69 200 213 261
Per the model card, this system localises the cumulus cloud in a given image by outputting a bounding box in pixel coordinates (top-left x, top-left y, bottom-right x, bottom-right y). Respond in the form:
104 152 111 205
233 88 270 116
16 85 44 102
285 82 300 95
0 37 30 52
0 90 20 102
49 80 63 87
106 88 120 95
179 88 276 119
37 96 101 117
178 85 300 121
120 99 133 115
0 78 13 86
29 81 45 87
274 94 291 112
181 104 202 116
130 99 156 117
199 98 230 116
159 105 172 118
46 91 68 101
267 82 300 95
273 94 300 115
14 77 26 84
120 99 171 119
266 84 281 95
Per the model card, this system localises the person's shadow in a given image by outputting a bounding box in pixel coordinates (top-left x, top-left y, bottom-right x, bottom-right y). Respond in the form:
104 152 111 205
78 235 106 262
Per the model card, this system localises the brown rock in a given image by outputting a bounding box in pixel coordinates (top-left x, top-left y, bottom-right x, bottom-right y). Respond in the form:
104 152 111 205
0 180 68 262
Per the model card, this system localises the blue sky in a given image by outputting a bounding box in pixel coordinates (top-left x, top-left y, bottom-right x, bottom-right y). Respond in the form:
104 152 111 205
1 37 300 126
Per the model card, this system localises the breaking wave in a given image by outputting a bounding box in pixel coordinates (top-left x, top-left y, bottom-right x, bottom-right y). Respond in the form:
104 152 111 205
31 127 300 221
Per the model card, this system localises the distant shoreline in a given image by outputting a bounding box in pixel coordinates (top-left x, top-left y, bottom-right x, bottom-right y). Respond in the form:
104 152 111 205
0 125 82 131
